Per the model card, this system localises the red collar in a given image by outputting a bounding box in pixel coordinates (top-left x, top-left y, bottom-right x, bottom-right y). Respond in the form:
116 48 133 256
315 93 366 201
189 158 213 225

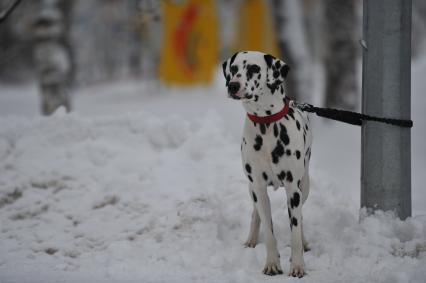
247 101 290 124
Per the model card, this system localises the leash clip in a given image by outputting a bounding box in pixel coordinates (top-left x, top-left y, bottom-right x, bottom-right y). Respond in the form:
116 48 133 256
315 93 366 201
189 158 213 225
293 101 314 112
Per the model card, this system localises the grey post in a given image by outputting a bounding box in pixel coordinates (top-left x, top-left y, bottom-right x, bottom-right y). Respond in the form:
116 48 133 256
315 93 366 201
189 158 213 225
361 0 412 219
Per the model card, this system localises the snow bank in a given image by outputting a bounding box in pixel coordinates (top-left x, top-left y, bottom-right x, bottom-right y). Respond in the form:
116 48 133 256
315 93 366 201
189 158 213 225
0 108 425 283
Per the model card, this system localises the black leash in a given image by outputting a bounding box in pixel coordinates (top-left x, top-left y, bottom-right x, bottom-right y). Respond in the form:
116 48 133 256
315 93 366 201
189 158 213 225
293 102 413 128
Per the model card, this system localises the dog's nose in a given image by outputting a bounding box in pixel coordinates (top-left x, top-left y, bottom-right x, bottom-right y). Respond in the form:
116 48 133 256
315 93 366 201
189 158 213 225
228 82 240 95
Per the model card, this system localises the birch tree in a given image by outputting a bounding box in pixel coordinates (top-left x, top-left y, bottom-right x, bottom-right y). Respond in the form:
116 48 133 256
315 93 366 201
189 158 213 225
323 0 357 109
32 0 73 115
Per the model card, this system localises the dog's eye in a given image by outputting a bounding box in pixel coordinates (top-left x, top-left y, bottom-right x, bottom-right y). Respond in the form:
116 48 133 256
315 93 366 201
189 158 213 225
230 65 238 76
247 64 260 74
246 64 261 80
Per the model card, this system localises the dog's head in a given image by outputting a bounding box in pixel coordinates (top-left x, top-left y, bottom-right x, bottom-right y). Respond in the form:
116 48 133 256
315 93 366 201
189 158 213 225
222 51 290 115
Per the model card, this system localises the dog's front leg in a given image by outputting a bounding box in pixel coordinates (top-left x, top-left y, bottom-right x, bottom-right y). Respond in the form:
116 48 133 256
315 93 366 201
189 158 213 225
244 197 260 248
250 184 283 276
286 184 305 277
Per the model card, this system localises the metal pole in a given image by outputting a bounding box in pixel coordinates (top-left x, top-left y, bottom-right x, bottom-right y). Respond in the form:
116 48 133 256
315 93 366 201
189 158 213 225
361 0 412 219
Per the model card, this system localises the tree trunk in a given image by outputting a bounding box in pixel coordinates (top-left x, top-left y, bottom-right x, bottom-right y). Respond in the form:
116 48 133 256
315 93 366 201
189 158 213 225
323 0 357 110
271 0 312 102
32 0 73 115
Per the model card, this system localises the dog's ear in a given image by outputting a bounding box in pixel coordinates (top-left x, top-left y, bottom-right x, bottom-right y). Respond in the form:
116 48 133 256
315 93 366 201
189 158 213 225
280 64 290 78
264 54 290 79
264 55 290 95
222 59 230 86
264 54 275 68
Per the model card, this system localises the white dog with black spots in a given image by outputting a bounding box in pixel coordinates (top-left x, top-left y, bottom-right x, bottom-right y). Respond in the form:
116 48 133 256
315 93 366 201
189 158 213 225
222 51 313 278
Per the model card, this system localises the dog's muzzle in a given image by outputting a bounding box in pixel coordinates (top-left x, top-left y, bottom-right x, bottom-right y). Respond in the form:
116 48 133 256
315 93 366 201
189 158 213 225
228 82 241 99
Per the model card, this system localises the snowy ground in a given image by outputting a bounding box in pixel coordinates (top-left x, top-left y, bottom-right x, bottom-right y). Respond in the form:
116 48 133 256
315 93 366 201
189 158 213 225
0 62 426 282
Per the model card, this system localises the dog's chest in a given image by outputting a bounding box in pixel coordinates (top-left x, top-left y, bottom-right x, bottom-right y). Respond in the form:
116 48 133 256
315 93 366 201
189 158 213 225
240 109 311 187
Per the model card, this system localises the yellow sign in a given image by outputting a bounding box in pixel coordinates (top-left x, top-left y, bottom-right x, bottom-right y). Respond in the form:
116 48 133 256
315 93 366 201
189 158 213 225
159 0 219 85
233 0 280 57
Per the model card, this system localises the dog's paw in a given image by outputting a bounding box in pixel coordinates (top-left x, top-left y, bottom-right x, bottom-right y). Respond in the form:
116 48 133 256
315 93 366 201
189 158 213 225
243 239 257 248
289 263 305 278
303 242 311 252
262 260 283 276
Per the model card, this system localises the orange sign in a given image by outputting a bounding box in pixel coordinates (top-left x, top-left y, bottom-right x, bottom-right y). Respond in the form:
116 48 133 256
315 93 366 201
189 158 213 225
159 0 219 85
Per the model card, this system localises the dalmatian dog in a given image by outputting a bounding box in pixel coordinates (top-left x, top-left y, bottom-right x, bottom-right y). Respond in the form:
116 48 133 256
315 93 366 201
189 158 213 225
222 51 312 278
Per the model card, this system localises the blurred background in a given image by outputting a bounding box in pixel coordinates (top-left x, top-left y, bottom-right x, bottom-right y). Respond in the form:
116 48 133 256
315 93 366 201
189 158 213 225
1 1 426 281
0 0 425 114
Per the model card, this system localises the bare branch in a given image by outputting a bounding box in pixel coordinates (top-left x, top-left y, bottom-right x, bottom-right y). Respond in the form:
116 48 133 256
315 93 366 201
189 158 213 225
0 0 22 24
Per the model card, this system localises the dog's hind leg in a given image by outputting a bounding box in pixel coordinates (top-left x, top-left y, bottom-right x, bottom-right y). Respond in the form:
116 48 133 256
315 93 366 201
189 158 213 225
250 184 283 276
299 168 310 252
244 192 260 248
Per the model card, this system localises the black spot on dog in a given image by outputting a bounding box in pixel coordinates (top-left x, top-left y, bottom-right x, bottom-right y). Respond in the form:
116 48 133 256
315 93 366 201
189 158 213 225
288 109 295 120
305 124 309 131
252 191 257 202
266 80 282 94
266 110 271 115
297 180 301 188
257 73 261 80
222 61 227 77
275 61 281 69
245 163 252 174
278 171 286 181
271 141 284 164
273 70 280 78
279 124 290 145
230 52 239 65
291 192 300 209
270 104 274 108
246 94 253 99
254 135 263 151
263 172 268 181
264 54 275 68
286 149 291 156
260 124 266 135
254 95 259 102
230 65 238 76
296 120 301 131
293 192 300 207
273 123 279 137
280 65 290 78
288 207 292 218
287 171 293 182
247 64 261 80
291 217 298 227
248 175 253 183
295 150 301 159
251 87 254 91
280 86 284 94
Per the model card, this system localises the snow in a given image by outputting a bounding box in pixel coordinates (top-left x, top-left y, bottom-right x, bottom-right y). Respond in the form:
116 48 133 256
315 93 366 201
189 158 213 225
0 65 426 283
